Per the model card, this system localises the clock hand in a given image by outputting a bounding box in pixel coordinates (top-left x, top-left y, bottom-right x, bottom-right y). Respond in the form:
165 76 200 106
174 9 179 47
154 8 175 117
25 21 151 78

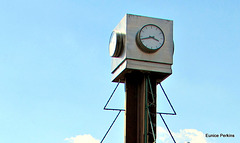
147 36 159 42
151 36 159 42
141 36 151 40
141 36 159 42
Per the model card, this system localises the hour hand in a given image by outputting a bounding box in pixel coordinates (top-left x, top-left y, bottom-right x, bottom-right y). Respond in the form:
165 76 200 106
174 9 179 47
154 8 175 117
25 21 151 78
151 36 159 42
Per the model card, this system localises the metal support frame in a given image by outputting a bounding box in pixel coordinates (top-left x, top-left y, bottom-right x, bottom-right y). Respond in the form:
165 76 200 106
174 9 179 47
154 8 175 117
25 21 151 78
145 75 156 143
157 83 177 143
101 80 124 143
101 79 177 143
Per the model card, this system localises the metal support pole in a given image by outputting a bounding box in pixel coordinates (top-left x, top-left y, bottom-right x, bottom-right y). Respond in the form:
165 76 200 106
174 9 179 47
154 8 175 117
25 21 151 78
125 72 156 143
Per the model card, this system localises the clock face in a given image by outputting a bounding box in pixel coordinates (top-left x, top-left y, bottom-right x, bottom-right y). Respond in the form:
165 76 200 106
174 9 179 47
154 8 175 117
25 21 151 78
136 24 165 53
109 31 123 57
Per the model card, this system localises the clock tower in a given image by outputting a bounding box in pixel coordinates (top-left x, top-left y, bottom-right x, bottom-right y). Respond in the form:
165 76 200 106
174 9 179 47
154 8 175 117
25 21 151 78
108 14 174 143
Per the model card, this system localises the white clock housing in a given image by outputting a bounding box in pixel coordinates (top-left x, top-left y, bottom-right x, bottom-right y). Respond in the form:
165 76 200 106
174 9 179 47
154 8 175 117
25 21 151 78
110 14 174 83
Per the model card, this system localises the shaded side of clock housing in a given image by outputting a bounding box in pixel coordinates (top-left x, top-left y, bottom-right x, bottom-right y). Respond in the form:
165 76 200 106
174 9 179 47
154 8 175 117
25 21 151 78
110 14 174 83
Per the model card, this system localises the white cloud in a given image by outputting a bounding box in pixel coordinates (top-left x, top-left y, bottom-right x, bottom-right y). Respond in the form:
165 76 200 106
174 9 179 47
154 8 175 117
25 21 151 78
157 127 212 143
65 134 100 143
64 128 213 143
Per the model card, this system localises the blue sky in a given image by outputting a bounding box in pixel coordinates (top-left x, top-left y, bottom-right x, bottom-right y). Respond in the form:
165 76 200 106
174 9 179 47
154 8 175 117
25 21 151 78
0 0 239 143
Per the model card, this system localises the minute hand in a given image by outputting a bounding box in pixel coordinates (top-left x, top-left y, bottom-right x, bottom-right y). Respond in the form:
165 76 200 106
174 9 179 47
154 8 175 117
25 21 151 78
141 36 152 40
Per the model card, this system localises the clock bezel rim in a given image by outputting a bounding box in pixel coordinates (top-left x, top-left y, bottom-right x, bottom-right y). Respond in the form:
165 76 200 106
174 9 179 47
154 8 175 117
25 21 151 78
109 31 123 57
136 24 165 53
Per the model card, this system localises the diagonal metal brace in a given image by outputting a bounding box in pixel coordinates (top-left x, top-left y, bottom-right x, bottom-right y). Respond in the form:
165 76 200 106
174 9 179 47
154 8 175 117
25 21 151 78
100 110 122 143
